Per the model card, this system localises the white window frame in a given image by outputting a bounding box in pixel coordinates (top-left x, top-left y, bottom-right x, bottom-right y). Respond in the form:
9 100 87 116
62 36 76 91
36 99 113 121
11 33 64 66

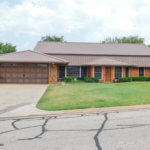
80 66 81 78
65 66 67 77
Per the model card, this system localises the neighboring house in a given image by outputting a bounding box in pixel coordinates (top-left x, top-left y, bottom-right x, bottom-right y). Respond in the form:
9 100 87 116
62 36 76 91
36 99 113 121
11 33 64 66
0 42 150 84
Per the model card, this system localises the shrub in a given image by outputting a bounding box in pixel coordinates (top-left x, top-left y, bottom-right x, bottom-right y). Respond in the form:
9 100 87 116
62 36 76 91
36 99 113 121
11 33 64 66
132 76 150 81
119 77 132 82
64 76 74 82
84 77 99 83
119 76 150 82
77 77 84 80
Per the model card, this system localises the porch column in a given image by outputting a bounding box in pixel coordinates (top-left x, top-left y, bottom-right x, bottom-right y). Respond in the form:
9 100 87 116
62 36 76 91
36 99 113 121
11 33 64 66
111 67 114 82
122 67 125 77
48 64 50 84
91 66 94 77
102 66 105 82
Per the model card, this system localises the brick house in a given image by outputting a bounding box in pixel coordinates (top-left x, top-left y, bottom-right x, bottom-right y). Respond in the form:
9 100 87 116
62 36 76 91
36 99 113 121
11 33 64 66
0 42 150 84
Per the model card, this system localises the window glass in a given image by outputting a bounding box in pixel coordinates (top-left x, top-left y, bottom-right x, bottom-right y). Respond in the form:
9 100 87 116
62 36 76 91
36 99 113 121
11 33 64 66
12 63 24 66
81 66 88 78
139 67 144 76
37 64 48 67
94 66 102 79
59 66 65 79
125 67 129 77
0 63 11 66
25 64 36 67
115 67 122 79
67 66 80 77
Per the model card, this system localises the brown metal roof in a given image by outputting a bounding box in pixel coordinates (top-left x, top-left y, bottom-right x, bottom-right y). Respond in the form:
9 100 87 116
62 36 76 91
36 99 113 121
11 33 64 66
34 41 150 56
0 50 68 64
82 57 130 66
50 54 150 67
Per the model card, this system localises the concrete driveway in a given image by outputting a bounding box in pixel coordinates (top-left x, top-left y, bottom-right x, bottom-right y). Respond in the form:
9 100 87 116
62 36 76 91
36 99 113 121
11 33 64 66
0 84 48 117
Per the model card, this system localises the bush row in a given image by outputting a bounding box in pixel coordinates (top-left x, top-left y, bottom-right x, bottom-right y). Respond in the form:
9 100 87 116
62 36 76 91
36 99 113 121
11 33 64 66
84 77 99 82
64 76 74 82
64 76 99 83
119 76 150 82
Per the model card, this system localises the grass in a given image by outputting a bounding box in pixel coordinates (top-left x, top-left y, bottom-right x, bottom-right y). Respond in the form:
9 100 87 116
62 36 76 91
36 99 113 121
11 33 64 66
36 82 150 111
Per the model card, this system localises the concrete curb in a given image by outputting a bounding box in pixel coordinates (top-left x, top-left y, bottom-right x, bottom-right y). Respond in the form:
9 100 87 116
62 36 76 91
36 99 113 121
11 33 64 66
1 104 150 120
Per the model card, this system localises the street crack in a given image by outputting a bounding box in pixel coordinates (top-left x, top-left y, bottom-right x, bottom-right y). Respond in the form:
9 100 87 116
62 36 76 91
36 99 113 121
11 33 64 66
94 113 108 150
19 117 51 140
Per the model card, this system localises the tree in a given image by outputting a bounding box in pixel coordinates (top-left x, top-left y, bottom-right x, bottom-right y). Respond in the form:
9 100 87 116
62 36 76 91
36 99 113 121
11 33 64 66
102 36 144 44
0 42 16 54
41 35 65 42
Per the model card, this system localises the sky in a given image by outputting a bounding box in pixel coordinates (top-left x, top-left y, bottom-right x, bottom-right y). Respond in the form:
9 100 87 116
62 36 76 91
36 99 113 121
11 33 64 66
0 0 150 51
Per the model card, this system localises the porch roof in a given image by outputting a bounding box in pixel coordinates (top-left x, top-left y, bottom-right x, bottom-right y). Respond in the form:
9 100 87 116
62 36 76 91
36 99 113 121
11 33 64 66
0 50 68 64
81 57 130 66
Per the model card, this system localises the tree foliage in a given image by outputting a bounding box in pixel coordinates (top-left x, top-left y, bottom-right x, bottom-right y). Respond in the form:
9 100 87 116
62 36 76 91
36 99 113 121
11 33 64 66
102 36 144 44
0 42 16 54
41 35 65 42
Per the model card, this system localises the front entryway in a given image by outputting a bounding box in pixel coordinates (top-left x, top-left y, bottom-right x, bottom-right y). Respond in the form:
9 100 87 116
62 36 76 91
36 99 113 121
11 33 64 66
105 67 111 82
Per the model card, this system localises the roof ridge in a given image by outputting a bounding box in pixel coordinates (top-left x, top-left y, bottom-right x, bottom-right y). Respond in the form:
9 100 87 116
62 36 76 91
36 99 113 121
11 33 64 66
37 41 146 45
0 50 31 56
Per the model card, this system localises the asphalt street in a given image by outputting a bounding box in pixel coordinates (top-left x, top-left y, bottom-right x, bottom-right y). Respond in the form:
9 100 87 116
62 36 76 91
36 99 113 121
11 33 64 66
1 109 150 150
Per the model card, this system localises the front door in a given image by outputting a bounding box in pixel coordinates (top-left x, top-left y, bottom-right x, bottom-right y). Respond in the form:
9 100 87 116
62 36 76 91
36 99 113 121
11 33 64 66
105 67 111 82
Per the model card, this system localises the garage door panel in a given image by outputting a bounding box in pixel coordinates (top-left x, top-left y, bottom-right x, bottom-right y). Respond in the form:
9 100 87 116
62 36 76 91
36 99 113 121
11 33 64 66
30 73 36 78
5 73 12 78
0 64 48 84
18 79 24 83
17 73 23 78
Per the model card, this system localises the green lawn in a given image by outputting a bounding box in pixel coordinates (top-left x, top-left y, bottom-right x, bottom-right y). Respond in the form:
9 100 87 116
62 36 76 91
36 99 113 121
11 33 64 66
36 82 150 111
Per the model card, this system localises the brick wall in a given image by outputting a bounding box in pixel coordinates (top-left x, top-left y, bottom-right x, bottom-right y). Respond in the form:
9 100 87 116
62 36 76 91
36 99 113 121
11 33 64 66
145 68 150 76
129 67 138 77
89 66 150 83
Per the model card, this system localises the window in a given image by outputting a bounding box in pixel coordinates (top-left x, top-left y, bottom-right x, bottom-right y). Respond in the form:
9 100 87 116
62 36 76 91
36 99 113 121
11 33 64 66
25 64 36 67
139 67 144 76
0 63 11 66
37 64 48 67
67 66 80 77
81 66 88 78
12 63 24 66
94 66 102 79
59 66 65 79
115 67 122 79
125 67 129 77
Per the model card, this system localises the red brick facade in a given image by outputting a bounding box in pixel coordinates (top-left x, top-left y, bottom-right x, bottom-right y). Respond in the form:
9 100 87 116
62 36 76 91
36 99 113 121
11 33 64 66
90 66 150 83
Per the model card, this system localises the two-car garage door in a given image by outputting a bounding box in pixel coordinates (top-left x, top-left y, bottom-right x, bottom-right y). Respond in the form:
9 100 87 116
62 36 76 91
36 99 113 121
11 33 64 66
0 63 49 84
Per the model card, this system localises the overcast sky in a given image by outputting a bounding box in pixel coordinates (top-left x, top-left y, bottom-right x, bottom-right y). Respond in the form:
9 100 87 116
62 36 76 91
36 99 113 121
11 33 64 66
0 0 150 51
